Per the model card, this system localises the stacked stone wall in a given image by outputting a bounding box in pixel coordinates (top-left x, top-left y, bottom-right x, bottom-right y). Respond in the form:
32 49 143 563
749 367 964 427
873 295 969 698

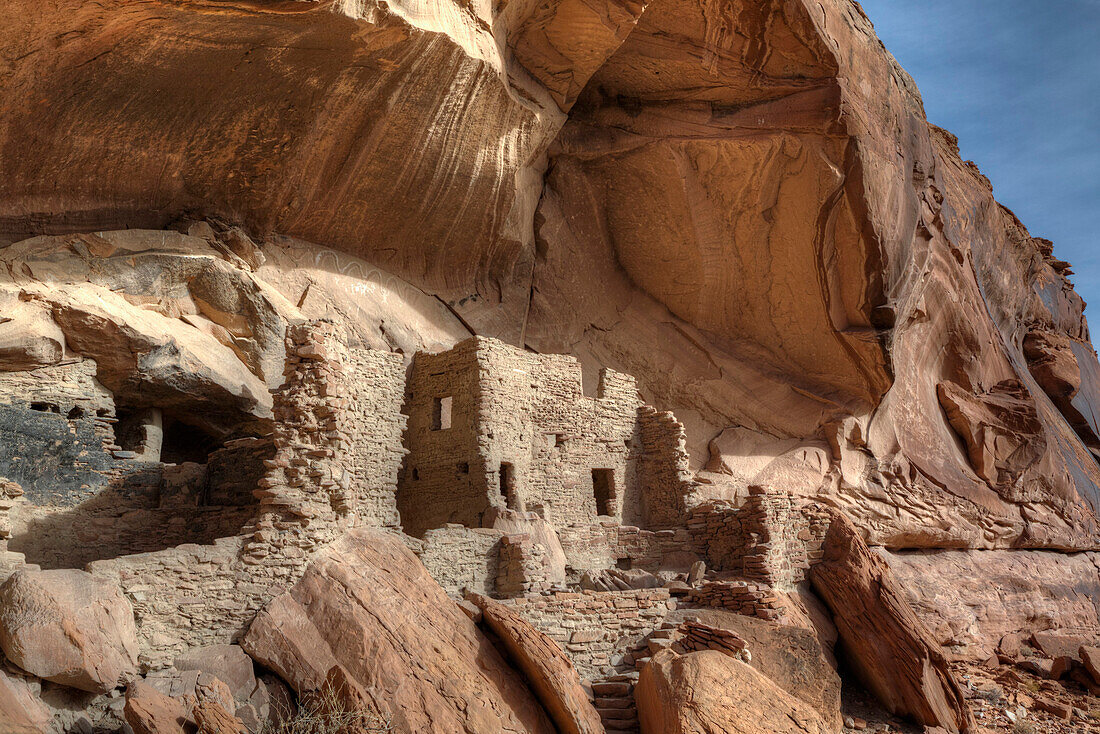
636 407 696 528
398 341 488 535
0 359 123 504
415 524 503 597
399 337 645 535
683 489 832 588
496 533 552 597
684 580 785 621
88 321 409 666
557 521 704 579
501 588 675 679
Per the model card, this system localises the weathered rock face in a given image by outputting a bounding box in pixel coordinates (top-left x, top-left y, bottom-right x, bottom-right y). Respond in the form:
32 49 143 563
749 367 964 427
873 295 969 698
636 648 829 734
2 0 1100 552
0 568 139 693
242 528 556 734
885 549 1100 662
668 607 843 730
2 0 1100 732
0 666 51 734
811 515 974 733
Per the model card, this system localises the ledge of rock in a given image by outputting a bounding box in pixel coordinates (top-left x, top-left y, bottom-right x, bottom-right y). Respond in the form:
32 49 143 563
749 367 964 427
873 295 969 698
470 593 604 734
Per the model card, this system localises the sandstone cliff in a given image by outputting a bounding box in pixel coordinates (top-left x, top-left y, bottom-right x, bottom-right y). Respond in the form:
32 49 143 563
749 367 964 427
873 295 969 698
1 0 1099 732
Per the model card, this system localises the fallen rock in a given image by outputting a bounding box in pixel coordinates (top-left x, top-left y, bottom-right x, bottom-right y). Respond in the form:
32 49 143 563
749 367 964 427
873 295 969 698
174 644 257 708
668 608 842 730
471 593 604 734
1031 696 1073 721
1030 631 1093 663
0 666 51 734
636 648 827 734
810 514 975 733
191 697 247 734
242 528 555 734
123 681 192 734
0 568 139 693
1080 645 1100 685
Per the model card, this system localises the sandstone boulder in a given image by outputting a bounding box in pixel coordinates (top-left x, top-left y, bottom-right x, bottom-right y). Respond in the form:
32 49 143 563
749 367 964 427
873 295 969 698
471 594 604 734
0 568 139 693
0 666 51 734
1082 646 1100 685
242 528 556 734
636 648 828 734
124 681 191 734
668 608 842 730
810 515 974 733
174 644 256 708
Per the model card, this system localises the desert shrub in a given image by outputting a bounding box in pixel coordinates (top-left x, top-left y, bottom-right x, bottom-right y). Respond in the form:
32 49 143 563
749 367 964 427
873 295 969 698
1011 719 1037 734
262 680 391 734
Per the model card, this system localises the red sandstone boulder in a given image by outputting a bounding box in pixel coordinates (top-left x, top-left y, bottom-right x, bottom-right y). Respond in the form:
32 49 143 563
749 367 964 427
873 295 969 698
810 515 975 733
0 666 51 734
242 528 556 734
667 608 842 730
123 681 192 734
0 568 139 693
470 593 604 734
1081 645 1100 685
636 648 828 734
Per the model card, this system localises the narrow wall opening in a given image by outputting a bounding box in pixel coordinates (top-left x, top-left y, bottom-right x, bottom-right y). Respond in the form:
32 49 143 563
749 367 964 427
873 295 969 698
432 395 453 431
500 462 519 510
592 468 614 516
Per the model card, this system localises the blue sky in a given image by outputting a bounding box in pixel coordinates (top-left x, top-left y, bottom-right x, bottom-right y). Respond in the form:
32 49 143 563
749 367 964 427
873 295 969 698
858 0 1100 314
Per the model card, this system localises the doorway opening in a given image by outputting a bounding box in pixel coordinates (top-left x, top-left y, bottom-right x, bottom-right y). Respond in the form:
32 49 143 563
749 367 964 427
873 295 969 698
592 469 614 516
499 462 520 510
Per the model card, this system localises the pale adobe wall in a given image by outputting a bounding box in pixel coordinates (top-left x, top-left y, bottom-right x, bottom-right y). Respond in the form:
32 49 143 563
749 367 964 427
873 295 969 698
398 339 488 536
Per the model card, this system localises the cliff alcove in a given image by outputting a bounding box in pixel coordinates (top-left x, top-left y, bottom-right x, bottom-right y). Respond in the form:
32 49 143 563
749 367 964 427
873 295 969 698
0 0 1098 732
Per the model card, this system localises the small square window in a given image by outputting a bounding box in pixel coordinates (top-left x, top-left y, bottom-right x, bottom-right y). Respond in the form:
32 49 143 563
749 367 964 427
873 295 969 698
431 396 452 430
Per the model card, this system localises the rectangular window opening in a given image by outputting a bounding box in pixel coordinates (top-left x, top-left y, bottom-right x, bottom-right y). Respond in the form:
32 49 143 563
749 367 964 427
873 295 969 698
431 396 452 431
592 468 614 517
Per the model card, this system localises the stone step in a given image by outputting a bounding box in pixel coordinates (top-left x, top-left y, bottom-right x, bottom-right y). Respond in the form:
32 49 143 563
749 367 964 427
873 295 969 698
597 707 638 721
602 720 641 733
594 696 634 709
592 681 633 696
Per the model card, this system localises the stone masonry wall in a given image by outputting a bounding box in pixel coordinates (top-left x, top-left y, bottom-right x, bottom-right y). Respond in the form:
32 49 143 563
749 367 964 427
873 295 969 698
399 340 487 535
91 321 409 666
557 521 703 580
501 589 675 680
636 406 696 529
684 488 831 587
496 533 552 597
0 359 122 504
400 337 644 535
414 524 504 597
479 339 641 528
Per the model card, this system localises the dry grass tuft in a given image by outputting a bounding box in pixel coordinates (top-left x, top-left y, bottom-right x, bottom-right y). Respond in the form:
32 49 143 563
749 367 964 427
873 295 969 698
261 679 392 734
